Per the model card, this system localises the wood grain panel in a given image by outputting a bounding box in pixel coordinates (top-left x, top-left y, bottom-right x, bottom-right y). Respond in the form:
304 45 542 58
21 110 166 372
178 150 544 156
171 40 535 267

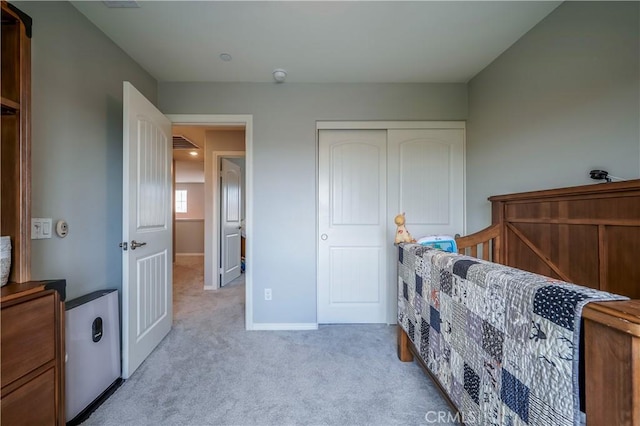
505 200 550 221
1 114 19 243
568 196 640 222
506 223 555 278
584 319 639 426
604 226 640 298
491 180 640 297
563 225 599 288
1 14 20 103
1 292 55 387
397 326 414 362
0 368 56 426
1 1 31 284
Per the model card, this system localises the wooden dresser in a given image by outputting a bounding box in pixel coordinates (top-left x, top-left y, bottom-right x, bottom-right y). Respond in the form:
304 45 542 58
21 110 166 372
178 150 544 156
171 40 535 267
1 280 66 425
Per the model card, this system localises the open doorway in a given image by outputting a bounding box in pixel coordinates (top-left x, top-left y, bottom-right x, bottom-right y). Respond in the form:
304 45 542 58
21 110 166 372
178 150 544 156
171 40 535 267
168 114 254 329
172 124 246 288
173 126 206 260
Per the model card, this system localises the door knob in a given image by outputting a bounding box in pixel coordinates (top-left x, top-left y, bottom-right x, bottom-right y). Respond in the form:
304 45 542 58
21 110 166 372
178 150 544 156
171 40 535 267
130 240 147 250
321 234 328 241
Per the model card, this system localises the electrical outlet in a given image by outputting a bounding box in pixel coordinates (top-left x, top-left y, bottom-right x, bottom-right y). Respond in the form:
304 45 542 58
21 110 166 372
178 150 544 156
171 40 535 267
264 288 272 301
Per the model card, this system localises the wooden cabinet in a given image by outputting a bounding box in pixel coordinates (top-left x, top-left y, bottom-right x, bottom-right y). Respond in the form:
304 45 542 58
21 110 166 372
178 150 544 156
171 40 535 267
1 281 66 425
1 1 32 284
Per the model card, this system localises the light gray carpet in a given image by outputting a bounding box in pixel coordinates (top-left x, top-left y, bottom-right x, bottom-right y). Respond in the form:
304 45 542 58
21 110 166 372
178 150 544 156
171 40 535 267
83 256 455 426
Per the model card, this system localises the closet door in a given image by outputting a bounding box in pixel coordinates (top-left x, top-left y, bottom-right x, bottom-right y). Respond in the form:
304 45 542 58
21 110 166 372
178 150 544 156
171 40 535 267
318 130 387 323
387 128 465 321
317 124 465 325
388 128 465 236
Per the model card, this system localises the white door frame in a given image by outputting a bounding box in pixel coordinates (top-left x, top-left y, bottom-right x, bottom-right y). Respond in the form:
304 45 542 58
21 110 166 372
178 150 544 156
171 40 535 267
167 114 254 330
316 120 466 324
214 152 245 288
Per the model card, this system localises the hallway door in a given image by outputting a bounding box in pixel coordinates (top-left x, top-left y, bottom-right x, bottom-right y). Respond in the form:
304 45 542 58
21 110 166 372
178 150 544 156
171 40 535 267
122 82 173 379
221 158 242 285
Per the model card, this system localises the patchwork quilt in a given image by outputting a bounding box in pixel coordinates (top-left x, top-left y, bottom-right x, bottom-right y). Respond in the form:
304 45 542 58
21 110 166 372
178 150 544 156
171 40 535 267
397 243 627 426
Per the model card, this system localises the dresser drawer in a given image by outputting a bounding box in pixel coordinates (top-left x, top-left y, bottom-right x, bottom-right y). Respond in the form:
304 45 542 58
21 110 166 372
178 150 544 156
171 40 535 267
1 292 56 388
0 367 56 426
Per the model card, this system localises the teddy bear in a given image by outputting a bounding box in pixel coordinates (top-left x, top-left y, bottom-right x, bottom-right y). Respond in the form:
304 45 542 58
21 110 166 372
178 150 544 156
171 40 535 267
394 213 416 244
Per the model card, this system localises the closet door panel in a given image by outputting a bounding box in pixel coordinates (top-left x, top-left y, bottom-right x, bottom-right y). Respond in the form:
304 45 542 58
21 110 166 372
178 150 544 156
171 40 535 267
388 128 465 237
387 128 465 323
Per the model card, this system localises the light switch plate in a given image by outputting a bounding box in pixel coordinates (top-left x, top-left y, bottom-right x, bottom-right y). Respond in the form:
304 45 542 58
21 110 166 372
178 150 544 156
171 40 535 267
31 218 53 239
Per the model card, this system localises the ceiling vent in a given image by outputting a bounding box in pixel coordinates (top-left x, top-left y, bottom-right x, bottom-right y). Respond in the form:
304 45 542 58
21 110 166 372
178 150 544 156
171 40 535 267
172 135 200 150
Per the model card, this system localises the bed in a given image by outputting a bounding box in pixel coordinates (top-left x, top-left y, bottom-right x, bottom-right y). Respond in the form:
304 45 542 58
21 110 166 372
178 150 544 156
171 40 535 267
397 179 640 425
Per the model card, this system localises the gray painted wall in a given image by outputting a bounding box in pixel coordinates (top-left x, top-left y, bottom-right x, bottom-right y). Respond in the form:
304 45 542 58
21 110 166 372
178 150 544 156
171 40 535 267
175 160 205 183
175 221 205 254
15 1 157 300
159 83 468 324
467 1 640 233
175 183 205 254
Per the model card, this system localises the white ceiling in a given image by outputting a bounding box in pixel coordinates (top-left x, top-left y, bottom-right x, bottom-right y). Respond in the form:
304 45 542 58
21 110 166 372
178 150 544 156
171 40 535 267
71 1 561 84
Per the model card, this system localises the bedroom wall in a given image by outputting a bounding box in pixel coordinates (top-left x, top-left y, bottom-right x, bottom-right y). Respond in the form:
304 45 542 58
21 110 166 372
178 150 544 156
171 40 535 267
175 183 205 220
175 181 205 255
467 1 640 233
175 160 205 184
14 1 157 300
159 83 468 325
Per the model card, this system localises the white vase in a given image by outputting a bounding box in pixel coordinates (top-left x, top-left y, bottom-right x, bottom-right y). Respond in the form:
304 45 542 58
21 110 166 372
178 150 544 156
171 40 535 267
1 236 11 287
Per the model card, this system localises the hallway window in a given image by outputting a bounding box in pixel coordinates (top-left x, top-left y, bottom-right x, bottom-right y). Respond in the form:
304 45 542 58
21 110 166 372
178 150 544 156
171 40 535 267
176 190 187 213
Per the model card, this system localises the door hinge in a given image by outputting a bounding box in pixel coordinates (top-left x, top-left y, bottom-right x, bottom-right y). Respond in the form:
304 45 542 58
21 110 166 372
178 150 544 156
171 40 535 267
119 242 128 251
219 268 223 274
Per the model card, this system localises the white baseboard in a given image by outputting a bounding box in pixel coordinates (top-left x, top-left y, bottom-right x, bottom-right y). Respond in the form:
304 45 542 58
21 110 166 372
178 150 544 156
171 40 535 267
176 253 205 256
249 323 318 331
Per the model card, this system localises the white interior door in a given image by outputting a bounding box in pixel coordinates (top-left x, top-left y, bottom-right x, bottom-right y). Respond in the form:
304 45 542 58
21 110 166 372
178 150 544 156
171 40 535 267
221 158 242 286
386 127 465 322
122 82 173 379
318 130 387 323
387 128 465 237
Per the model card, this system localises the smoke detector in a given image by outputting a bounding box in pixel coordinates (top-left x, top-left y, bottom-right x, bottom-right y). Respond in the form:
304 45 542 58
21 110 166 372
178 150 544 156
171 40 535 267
273 69 287 83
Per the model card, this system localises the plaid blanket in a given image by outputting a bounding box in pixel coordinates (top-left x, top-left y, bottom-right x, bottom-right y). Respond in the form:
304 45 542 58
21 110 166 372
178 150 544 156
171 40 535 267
397 243 626 426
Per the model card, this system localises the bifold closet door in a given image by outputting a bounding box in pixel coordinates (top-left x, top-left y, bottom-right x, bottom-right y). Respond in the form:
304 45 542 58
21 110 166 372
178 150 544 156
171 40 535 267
318 130 388 324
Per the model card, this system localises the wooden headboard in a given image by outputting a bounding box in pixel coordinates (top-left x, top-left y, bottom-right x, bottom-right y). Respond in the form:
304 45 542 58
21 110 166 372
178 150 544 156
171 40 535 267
477 179 640 298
